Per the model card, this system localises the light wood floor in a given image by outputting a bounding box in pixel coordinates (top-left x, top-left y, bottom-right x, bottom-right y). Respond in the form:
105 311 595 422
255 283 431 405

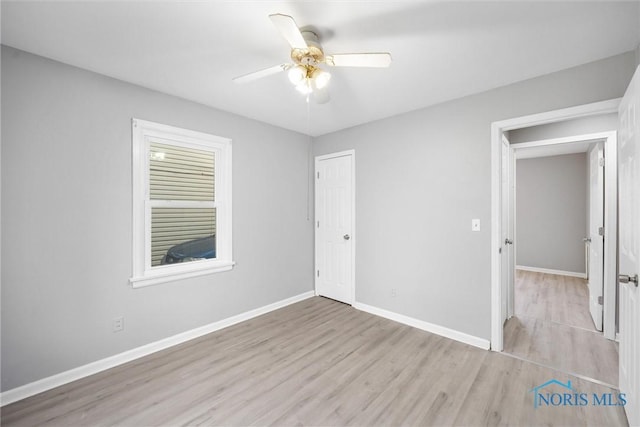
504 270 619 386
2 296 627 426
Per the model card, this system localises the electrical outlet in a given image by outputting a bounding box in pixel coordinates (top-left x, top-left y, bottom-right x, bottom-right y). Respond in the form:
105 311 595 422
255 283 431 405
391 288 397 297
113 316 124 332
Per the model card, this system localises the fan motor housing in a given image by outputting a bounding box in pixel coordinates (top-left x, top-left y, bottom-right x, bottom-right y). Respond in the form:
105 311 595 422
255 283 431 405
291 31 324 65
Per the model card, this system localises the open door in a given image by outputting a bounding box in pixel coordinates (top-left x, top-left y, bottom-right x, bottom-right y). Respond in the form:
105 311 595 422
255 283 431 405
588 142 604 331
618 65 640 427
501 136 514 322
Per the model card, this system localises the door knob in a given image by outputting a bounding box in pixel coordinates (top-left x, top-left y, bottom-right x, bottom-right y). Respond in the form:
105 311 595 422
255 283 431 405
505 238 513 245
619 274 639 287
343 234 350 240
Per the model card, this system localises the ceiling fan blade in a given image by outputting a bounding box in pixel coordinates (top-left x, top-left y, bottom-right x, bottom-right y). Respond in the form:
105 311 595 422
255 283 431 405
325 53 392 68
232 64 289 84
269 14 308 50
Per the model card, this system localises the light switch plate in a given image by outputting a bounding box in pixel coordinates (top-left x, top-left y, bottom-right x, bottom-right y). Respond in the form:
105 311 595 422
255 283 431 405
472 219 481 231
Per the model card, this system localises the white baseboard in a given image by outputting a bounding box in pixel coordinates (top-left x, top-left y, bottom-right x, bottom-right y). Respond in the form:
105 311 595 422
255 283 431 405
353 302 490 350
516 265 587 279
0 290 315 407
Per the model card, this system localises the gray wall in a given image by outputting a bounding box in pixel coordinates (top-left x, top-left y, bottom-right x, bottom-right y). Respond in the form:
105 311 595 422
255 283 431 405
1 46 314 392
313 52 636 340
516 153 588 273
508 113 618 144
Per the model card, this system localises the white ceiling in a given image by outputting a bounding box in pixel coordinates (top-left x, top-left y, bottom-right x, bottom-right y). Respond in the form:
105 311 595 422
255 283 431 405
2 1 639 136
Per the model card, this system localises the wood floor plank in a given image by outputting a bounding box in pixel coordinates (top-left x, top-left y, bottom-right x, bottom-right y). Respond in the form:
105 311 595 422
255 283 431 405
2 296 628 426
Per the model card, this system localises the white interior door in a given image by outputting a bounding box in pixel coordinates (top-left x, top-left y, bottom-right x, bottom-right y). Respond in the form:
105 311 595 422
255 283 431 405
588 142 604 331
315 151 354 304
501 137 514 322
619 65 640 427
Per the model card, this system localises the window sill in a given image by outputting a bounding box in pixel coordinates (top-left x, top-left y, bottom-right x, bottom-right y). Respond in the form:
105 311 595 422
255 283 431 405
129 260 235 288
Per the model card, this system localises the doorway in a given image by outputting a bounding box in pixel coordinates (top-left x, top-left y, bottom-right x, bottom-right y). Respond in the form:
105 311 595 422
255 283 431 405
508 134 616 332
491 100 620 351
502 136 619 386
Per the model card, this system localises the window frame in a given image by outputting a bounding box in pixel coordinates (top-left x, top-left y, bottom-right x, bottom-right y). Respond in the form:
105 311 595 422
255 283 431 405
130 119 233 288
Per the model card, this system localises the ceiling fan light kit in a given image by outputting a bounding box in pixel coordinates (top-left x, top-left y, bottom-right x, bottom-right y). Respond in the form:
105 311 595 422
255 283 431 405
287 65 307 85
288 64 331 95
311 68 331 89
233 13 391 104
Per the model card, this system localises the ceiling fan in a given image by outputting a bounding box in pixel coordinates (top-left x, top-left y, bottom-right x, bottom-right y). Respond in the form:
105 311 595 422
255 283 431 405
233 14 392 104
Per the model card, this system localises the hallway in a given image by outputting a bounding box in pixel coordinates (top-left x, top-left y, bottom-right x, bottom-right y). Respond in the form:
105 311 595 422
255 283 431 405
503 270 619 386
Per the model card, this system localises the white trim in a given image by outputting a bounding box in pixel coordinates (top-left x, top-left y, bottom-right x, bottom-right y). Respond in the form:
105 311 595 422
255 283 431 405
491 98 621 352
0 291 315 407
314 149 356 162
511 132 608 149
354 302 490 350
314 150 356 305
491 121 502 350
495 98 621 131
516 265 587 279
129 261 235 288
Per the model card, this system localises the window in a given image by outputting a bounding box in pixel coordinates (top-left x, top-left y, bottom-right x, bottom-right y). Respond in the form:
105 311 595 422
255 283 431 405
130 119 233 288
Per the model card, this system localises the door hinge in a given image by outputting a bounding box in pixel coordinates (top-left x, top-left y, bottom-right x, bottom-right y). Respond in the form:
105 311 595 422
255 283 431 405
598 227 604 236
598 295 604 305
317 220 319 228
317 270 320 277
317 172 320 179
599 157 605 167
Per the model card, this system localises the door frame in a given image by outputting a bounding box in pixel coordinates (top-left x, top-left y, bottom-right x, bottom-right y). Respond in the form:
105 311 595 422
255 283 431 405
510 132 617 335
490 98 621 351
314 149 356 304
